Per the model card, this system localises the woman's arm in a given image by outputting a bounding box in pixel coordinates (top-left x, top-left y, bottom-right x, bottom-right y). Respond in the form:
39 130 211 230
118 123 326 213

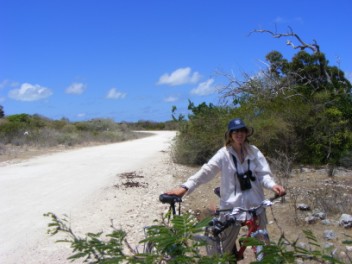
165 148 224 195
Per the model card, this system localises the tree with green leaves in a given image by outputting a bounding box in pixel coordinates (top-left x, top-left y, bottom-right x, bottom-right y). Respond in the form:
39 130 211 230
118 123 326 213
220 29 352 168
0 105 4 118
171 28 352 169
172 100 234 165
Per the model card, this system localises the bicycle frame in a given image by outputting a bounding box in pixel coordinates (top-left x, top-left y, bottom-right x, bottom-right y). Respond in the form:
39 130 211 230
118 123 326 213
207 192 284 261
235 211 264 260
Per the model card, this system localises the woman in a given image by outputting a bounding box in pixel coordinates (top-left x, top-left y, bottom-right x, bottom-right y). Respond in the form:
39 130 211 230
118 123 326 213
166 117 285 254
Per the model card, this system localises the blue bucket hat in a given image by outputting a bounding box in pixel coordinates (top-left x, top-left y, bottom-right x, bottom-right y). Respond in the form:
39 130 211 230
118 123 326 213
227 118 253 136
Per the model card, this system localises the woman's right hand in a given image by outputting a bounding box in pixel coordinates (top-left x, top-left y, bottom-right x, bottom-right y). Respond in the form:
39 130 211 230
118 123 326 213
165 187 187 197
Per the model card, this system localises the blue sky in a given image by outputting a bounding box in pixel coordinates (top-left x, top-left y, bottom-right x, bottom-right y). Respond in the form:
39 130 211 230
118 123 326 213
1 0 351 122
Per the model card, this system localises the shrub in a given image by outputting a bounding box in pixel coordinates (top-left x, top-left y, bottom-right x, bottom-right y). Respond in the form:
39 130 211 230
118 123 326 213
172 101 233 165
0 115 146 151
44 212 351 263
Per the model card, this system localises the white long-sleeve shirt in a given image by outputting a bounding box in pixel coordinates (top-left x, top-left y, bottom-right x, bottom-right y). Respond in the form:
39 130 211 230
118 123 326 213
182 144 276 211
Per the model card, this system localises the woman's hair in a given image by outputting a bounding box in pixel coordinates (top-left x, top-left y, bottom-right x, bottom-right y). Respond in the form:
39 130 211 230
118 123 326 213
224 130 252 146
224 131 231 146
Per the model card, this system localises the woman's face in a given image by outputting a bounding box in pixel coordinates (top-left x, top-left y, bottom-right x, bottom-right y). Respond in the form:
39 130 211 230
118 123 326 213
230 128 247 145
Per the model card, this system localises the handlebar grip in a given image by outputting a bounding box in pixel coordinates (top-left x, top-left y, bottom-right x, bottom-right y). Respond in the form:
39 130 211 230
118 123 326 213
159 194 182 204
270 192 286 201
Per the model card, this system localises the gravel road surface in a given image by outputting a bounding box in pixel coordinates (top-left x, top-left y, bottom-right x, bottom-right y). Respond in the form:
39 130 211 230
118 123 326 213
0 131 177 263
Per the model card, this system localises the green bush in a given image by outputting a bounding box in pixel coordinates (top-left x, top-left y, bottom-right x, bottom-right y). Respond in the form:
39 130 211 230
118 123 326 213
0 115 147 149
74 118 119 132
172 101 234 165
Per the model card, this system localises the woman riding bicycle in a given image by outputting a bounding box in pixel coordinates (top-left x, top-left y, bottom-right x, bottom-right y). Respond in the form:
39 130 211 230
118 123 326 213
165 117 285 255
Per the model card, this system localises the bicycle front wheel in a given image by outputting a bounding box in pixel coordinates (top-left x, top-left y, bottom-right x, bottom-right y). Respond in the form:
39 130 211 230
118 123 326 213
143 241 157 254
203 225 222 255
251 229 270 261
142 226 160 256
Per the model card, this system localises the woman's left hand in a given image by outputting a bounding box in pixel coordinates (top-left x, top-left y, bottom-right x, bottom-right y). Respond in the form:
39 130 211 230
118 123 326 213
272 184 286 196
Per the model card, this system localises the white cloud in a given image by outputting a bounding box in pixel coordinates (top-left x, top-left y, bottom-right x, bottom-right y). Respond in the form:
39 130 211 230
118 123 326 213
190 78 218 96
274 16 304 24
8 83 53 101
294 17 304 24
77 113 86 118
157 67 201 86
106 88 127 99
0 80 19 89
274 16 285 23
164 96 178 102
0 80 9 89
66 82 86 94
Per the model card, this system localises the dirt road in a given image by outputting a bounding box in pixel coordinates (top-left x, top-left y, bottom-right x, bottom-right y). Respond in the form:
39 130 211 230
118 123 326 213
0 131 177 263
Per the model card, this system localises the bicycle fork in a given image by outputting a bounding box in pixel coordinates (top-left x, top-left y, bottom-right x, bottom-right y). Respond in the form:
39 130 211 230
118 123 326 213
233 219 269 261
234 219 258 260
251 229 270 261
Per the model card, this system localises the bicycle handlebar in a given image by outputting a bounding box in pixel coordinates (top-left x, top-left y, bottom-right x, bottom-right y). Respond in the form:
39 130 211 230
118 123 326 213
233 192 286 213
269 192 286 202
216 192 286 214
209 193 286 236
159 194 182 204
159 194 182 217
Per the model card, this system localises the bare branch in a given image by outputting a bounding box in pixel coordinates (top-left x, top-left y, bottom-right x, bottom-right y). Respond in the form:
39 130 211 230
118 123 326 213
250 27 334 84
251 28 320 54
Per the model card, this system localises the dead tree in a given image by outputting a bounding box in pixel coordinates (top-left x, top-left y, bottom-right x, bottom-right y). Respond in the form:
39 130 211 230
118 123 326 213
250 26 320 54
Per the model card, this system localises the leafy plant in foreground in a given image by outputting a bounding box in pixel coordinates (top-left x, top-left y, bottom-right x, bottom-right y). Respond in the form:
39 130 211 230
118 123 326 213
44 212 128 263
44 212 233 263
45 212 351 263
246 229 350 264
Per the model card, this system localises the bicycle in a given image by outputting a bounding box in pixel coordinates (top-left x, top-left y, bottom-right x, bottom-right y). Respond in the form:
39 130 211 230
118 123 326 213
142 192 285 263
204 187 286 262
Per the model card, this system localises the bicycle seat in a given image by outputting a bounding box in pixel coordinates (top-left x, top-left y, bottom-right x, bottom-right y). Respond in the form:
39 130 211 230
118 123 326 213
214 187 221 198
159 194 182 204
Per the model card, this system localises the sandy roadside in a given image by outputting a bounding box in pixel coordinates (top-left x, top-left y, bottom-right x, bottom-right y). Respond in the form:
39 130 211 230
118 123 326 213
0 131 186 264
